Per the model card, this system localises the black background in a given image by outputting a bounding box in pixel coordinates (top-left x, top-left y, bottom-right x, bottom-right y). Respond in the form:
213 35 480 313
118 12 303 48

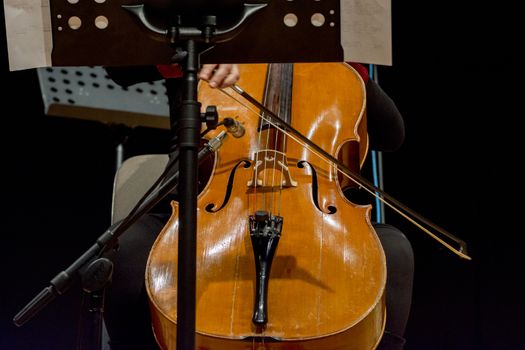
1 1 524 349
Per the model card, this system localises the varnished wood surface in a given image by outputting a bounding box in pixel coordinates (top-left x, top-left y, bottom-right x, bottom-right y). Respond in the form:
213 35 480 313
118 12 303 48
146 63 386 349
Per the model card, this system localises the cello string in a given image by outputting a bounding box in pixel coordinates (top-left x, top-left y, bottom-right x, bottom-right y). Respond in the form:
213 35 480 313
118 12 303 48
259 63 287 217
253 66 272 213
269 97 279 217
260 64 275 214
217 85 471 260
267 63 278 216
273 130 284 217
269 63 287 217
277 120 286 216
274 64 289 217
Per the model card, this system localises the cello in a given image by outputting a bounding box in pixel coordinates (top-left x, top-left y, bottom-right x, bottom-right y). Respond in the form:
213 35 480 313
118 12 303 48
146 62 386 349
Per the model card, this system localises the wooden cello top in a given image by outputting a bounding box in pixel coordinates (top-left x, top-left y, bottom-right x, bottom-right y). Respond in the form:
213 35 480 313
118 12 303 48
146 62 386 350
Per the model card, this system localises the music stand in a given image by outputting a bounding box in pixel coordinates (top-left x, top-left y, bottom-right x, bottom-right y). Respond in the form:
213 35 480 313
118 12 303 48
37 66 169 129
37 66 170 169
12 1 393 349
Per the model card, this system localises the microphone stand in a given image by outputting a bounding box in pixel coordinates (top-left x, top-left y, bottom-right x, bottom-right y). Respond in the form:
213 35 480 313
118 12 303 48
173 37 200 350
138 7 266 348
12 128 227 348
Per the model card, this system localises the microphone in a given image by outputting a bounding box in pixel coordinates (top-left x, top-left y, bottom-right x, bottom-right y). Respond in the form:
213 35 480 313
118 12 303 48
223 118 246 138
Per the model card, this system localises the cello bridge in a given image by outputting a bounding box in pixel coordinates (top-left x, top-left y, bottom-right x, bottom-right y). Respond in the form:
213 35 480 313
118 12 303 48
247 150 298 188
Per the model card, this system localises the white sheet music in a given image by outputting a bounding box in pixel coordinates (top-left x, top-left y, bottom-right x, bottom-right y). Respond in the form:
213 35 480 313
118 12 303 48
341 0 392 66
4 0 52 71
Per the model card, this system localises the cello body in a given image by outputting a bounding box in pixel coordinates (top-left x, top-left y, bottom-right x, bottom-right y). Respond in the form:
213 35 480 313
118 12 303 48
146 63 386 349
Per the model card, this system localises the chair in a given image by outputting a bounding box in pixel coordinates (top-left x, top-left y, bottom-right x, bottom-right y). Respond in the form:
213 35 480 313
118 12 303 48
100 154 168 350
110 154 169 224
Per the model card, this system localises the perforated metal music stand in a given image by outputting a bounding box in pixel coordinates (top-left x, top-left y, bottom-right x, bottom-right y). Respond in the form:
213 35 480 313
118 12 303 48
37 66 169 168
37 66 169 127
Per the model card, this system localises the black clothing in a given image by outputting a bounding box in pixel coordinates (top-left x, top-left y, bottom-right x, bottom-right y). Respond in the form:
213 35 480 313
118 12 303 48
365 79 405 152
